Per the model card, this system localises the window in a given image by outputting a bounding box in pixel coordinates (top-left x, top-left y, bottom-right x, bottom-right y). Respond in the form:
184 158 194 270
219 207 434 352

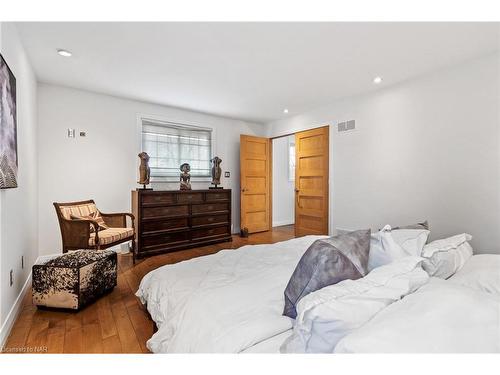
141 117 213 179
288 138 295 181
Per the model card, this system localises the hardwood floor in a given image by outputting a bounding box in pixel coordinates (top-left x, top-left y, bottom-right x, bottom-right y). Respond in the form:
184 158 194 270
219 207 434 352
2 225 295 354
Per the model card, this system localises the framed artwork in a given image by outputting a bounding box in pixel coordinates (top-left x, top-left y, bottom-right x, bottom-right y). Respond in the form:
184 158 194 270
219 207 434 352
0 53 17 189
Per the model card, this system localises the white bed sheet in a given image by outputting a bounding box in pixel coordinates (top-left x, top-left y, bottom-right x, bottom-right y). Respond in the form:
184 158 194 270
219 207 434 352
136 235 326 353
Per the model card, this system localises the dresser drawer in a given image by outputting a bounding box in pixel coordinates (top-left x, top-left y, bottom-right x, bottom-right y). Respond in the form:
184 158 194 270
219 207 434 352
141 217 189 233
141 232 189 248
192 202 229 214
191 214 229 227
142 205 189 219
205 191 231 202
191 225 230 240
177 192 204 204
141 193 176 205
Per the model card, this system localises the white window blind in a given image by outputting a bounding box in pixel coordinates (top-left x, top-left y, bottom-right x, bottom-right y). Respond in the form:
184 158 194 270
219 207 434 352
141 118 212 178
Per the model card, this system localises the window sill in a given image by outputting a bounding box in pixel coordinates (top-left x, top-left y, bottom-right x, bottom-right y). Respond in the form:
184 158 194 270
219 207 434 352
151 177 213 183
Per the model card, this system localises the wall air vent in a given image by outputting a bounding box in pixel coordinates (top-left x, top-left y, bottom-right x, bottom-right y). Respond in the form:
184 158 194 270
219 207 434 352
338 120 355 132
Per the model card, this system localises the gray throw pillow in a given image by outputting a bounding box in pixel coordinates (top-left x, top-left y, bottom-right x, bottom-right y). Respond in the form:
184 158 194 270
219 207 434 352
283 229 371 319
392 220 429 230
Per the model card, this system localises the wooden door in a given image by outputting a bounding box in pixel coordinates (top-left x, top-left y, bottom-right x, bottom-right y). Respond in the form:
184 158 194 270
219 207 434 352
295 126 329 236
240 135 271 233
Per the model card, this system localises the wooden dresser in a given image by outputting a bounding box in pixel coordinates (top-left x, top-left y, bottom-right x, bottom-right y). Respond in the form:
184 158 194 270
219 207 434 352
131 189 232 258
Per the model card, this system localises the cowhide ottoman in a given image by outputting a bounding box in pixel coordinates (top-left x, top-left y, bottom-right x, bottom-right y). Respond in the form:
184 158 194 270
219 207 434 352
32 250 117 310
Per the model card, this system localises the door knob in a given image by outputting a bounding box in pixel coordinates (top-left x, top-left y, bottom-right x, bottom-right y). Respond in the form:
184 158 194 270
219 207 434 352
295 188 299 193
241 188 246 192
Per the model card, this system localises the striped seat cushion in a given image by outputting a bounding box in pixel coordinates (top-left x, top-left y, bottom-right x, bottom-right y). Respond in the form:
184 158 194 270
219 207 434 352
89 227 134 246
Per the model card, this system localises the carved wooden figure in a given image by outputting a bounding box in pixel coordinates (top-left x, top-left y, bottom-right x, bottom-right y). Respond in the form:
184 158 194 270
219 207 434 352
137 152 151 188
211 156 222 188
180 163 192 190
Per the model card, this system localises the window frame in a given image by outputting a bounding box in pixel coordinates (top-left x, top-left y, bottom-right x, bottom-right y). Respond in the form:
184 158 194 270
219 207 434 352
137 114 216 183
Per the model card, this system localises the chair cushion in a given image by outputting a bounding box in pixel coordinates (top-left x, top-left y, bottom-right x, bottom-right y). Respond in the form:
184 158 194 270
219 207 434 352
60 203 99 220
89 227 134 246
71 211 109 232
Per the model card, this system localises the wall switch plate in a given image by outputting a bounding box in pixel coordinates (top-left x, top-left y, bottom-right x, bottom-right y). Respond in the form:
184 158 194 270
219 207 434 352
9 270 13 286
79 131 86 137
68 128 75 138
224 171 230 178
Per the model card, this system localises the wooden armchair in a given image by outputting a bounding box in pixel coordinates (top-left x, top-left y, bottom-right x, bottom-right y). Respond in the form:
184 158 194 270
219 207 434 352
54 199 136 261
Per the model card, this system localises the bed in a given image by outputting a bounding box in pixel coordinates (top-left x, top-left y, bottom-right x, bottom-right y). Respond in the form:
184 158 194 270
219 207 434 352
136 236 500 353
136 235 325 353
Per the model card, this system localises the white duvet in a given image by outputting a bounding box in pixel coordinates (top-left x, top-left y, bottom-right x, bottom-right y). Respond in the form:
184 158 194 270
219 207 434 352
448 254 500 295
136 235 327 353
332 254 500 353
137 233 500 354
334 277 500 353
281 257 429 353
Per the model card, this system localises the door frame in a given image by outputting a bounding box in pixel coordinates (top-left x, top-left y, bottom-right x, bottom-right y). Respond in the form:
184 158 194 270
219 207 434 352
268 125 330 234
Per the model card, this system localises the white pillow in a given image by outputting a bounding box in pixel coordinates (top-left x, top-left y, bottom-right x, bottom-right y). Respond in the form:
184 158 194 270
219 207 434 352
421 233 473 279
448 254 500 295
280 256 429 353
368 225 430 271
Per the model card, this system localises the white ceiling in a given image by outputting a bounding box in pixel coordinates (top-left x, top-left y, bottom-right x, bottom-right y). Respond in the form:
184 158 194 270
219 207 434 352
16 22 499 123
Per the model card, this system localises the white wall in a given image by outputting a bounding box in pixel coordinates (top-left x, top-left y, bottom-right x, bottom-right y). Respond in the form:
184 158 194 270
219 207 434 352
37 84 264 255
0 20 3 337
267 53 500 254
0 23 38 335
272 135 294 226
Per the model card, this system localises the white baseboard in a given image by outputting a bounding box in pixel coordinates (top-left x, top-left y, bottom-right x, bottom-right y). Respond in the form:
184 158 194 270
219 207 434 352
0 272 32 349
0 252 62 349
272 219 294 227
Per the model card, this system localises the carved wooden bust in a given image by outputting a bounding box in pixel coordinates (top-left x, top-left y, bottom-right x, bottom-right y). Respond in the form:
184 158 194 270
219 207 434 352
211 156 222 187
179 163 191 190
137 152 151 186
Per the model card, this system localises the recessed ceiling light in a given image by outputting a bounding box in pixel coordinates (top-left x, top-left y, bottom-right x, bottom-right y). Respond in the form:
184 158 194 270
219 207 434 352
373 76 383 84
283 108 289 114
57 49 72 57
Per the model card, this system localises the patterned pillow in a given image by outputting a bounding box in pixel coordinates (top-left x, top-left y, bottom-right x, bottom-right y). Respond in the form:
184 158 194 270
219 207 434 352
71 211 109 232
283 229 371 319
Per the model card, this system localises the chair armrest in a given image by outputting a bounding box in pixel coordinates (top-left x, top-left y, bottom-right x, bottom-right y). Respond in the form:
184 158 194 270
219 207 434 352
60 218 100 248
100 212 135 228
